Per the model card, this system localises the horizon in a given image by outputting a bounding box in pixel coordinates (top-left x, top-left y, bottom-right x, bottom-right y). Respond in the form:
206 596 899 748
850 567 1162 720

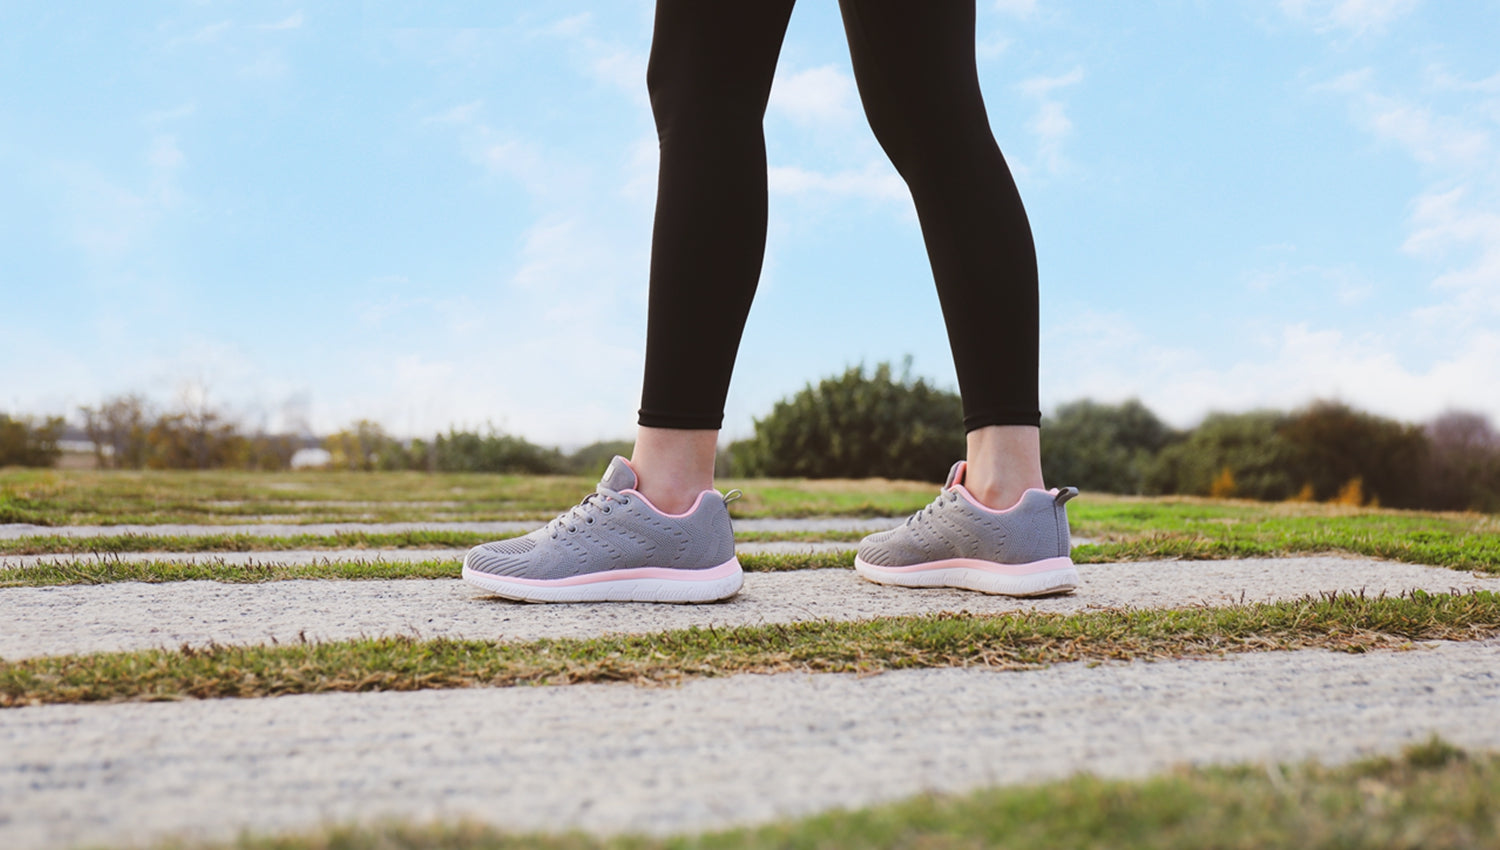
3 1 1498 444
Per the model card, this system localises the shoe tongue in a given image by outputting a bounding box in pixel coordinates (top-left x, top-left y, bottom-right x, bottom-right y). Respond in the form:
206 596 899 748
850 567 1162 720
945 460 967 489
600 455 639 492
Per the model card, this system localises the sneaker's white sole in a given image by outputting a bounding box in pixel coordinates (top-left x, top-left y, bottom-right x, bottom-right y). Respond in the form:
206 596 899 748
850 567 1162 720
853 555 1079 597
462 557 744 604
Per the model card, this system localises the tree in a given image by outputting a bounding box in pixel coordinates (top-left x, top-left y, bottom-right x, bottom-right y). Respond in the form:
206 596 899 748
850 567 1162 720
0 414 64 467
324 420 398 472
730 360 964 481
1420 411 1500 512
1040 399 1176 493
80 394 151 469
1279 401 1428 509
1145 410 1300 500
431 427 565 474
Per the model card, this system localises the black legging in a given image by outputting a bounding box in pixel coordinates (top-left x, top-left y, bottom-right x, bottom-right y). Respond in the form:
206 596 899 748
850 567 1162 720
637 0 1040 433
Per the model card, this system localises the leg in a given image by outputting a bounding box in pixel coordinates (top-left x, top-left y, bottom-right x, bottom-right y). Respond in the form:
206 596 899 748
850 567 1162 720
632 0 797 512
838 0 1043 509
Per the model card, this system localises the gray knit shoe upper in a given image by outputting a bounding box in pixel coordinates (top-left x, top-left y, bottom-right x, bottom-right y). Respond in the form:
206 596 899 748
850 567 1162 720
858 460 1076 569
464 456 737 582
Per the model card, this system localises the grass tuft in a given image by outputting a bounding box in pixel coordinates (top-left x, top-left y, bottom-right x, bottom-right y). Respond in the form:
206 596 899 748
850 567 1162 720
3 590 1496 707
141 738 1500 849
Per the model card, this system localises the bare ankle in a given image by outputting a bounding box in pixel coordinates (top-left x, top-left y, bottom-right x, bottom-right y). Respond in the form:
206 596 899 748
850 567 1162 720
630 425 718 515
964 424 1046 511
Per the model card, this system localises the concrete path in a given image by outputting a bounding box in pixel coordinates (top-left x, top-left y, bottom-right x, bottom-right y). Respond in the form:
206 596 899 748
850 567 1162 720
3 557 1493 660
3 639 1496 850
0 541 864 571
0 517 905 540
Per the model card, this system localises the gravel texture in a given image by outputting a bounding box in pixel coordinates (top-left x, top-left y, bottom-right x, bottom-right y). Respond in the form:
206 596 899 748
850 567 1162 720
0 517 905 540
3 639 1497 849
0 541 866 571
2 557 1493 660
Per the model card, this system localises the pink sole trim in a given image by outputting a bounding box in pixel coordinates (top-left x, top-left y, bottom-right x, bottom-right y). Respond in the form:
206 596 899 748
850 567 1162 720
468 557 741 587
860 555 1074 577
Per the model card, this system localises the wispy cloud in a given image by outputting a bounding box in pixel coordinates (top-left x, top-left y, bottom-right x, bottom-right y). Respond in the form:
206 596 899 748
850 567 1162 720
769 65 859 126
1279 0 1421 35
1316 69 1500 328
993 0 1038 17
768 164 907 202
258 11 304 31
1017 67 1084 175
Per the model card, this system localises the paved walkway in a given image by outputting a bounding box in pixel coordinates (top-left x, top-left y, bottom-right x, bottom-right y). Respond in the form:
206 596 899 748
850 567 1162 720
3 557 1493 659
3 518 1497 849
4 640 1497 849
0 517 905 540
0 541 866 571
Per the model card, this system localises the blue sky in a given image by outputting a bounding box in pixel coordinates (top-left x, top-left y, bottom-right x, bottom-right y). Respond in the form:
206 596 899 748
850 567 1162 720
3 1 1498 445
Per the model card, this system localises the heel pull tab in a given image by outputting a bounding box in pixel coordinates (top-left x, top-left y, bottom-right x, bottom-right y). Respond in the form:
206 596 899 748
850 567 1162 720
721 488 743 505
1053 486 1079 506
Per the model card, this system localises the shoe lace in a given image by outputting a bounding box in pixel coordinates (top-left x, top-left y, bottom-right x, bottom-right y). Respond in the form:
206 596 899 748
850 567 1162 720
905 489 958 527
546 485 629 538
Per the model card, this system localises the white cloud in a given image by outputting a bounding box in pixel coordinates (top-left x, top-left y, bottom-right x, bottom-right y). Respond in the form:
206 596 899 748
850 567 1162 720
258 11 304 31
976 32 1013 60
1243 262 1374 305
769 65 859 126
1017 68 1084 175
993 0 1038 17
1042 315 1500 427
182 20 232 44
767 164 907 202
422 100 483 126
54 135 185 258
1317 70 1500 329
1280 0 1420 35
1017 67 1084 98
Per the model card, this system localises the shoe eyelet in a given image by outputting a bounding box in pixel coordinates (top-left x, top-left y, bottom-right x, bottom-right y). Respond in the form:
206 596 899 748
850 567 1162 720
586 517 594 524
620 498 630 505
602 507 611 513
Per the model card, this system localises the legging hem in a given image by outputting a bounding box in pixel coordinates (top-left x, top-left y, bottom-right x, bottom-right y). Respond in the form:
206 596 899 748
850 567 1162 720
963 410 1042 432
637 411 726 431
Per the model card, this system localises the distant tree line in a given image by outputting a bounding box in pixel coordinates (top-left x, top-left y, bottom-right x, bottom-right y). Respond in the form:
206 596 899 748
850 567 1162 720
0 413 65 468
0 394 632 478
4 371 1498 512
725 363 1500 513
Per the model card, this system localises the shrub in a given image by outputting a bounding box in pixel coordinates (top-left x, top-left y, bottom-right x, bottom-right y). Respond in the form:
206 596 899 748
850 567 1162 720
1145 410 1300 500
1040 399 1177 493
729 360 964 481
1279 401 1427 509
0 413 64 468
565 440 635 477
1420 411 1500 512
432 427 566 474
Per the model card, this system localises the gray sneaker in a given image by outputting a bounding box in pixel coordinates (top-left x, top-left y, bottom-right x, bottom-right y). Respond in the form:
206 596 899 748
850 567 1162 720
462 456 743 603
855 460 1079 597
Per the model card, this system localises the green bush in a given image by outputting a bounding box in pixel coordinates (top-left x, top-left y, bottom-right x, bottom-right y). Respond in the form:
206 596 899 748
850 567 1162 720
1145 410 1301 500
432 427 566 474
565 440 635 477
1041 399 1177 493
1279 401 1428 508
729 360 964 481
0 413 64 468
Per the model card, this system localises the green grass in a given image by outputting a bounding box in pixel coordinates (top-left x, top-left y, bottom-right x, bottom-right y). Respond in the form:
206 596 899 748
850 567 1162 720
3 471 1496 574
4 590 1494 706
153 739 1500 850
0 551 852 587
0 528 866 557
1069 497 1500 574
0 468 935 526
